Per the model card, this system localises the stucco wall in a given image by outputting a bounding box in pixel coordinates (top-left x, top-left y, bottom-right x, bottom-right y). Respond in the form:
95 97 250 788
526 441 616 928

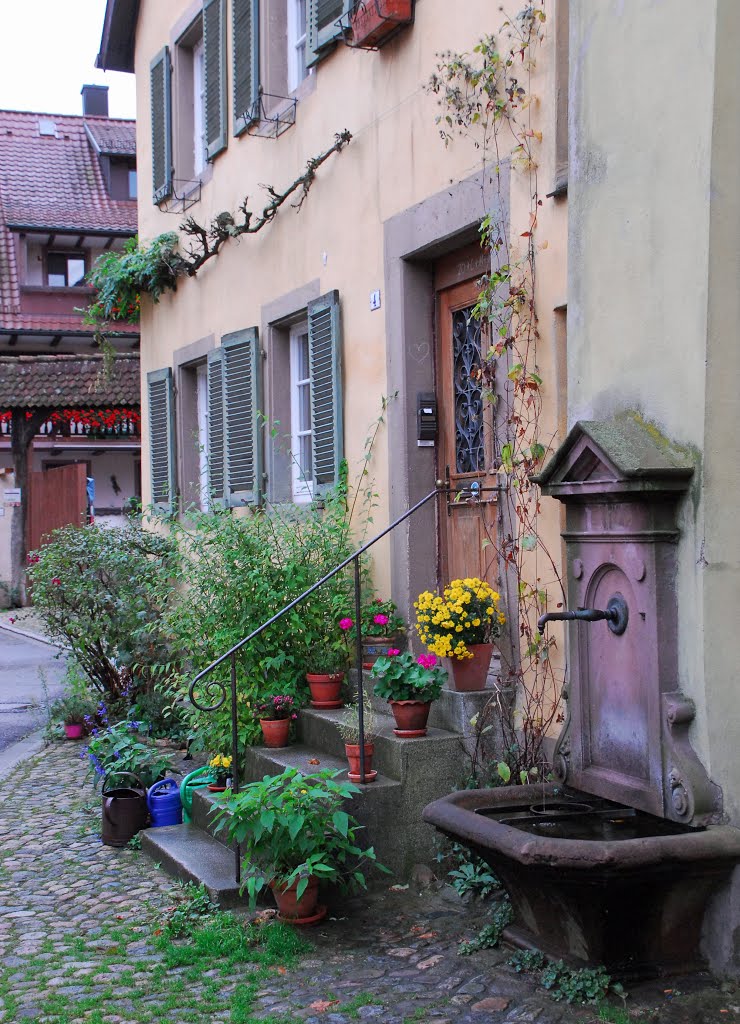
133 0 568 605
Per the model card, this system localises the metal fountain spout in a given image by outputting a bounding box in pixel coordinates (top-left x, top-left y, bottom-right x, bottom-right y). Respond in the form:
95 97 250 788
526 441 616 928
537 593 629 636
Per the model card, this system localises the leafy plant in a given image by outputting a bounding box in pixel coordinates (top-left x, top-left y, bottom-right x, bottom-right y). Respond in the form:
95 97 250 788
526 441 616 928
508 948 547 973
254 694 300 722
458 899 513 954
371 651 446 703
540 961 616 1005
160 882 219 938
341 597 406 640
214 767 388 907
27 521 180 702
447 848 500 899
83 719 176 788
336 694 377 744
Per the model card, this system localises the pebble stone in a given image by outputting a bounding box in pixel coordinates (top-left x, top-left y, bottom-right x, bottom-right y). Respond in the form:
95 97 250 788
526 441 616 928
0 742 737 1023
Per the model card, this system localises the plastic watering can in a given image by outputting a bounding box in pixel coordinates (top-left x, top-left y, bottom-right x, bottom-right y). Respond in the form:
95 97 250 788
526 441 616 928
147 778 183 827
102 771 148 847
180 766 217 823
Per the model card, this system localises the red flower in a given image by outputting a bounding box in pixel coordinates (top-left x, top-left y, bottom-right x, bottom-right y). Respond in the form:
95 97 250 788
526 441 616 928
51 577 61 586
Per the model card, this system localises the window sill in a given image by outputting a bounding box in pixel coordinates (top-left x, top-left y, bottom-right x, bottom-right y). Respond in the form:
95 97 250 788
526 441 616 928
20 285 94 295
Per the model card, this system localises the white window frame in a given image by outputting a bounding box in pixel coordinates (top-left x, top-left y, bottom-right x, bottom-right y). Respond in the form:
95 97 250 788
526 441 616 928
192 37 206 176
290 321 313 502
287 0 308 94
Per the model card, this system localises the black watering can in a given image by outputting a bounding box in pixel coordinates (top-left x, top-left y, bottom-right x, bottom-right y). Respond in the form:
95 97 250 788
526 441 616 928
101 771 148 847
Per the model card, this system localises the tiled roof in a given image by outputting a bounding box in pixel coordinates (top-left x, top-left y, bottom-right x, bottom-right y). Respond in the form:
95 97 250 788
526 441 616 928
0 109 137 233
85 119 136 157
0 312 139 336
0 353 140 408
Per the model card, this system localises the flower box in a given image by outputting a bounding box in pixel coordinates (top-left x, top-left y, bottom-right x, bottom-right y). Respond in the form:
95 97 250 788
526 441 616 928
349 0 413 49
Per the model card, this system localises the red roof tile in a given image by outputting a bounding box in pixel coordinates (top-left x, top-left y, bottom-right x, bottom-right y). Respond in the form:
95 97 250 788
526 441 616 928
85 119 136 157
0 312 139 336
0 109 137 233
0 353 140 408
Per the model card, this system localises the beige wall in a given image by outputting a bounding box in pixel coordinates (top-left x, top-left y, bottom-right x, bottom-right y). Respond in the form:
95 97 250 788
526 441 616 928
570 0 740 834
134 0 567 607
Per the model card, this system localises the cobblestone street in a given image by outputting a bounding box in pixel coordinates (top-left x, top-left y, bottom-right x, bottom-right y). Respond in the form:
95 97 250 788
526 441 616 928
0 742 737 1023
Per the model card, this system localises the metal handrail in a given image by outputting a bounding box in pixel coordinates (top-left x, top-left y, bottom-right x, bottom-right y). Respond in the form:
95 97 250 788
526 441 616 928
187 478 500 883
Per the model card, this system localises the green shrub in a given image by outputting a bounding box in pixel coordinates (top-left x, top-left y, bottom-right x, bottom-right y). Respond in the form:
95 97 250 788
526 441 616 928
84 718 176 788
28 521 180 701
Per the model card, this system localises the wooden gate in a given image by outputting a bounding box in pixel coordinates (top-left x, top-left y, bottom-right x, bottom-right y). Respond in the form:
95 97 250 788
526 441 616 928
27 464 87 553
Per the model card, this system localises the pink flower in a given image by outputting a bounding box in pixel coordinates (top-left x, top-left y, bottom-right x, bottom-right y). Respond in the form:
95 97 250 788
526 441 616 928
387 648 401 657
339 617 353 631
373 614 389 626
417 654 437 669
8 617 15 625
51 577 61 586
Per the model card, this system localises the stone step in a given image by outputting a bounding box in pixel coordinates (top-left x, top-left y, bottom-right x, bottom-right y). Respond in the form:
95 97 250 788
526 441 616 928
140 822 245 907
297 706 462 783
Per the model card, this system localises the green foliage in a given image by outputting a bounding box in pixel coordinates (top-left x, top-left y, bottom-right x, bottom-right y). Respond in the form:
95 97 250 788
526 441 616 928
540 961 616 1005
82 233 180 331
28 521 180 701
160 882 218 938
370 651 446 703
129 688 188 742
84 719 176 789
346 596 406 639
458 899 514 954
49 663 100 726
166 487 359 755
508 948 548 973
336 694 377 744
214 767 388 907
447 845 500 899
597 1007 632 1024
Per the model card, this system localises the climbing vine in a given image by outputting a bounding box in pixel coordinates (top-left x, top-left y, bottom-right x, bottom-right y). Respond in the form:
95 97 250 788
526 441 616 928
82 131 353 343
429 3 565 776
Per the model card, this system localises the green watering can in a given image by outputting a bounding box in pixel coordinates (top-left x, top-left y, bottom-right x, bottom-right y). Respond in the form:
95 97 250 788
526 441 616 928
180 766 217 823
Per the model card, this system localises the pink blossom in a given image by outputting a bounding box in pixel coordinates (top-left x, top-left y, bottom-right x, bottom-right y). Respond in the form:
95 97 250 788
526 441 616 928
339 617 353 631
373 613 389 626
51 577 61 586
8 617 15 625
417 654 437 669
387 648 401 657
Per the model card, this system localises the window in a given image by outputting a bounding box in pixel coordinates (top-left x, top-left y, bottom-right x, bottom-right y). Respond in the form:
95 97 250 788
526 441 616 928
192 37 206 175
47 252 86 288
307 0 352 67
290 322 313 500
147 368 176 512
150 46 173 203
196 362 209 508
108 157 138 200
287 0 308 93
232 0 260 135
128 168 138 200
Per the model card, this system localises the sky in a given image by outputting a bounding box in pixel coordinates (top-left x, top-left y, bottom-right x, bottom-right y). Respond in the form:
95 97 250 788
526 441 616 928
3 0 137 119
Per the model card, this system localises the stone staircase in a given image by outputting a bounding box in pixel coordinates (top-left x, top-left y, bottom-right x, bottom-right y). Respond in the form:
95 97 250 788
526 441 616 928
141 668 501 904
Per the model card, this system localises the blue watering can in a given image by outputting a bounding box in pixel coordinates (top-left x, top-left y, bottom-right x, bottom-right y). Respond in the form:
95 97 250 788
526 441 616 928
147 778 183 827
180 766 217 823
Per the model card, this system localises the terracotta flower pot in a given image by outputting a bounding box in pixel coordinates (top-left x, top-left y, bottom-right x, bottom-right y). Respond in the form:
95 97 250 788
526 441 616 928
360 634 404 670
259 717 291 748
350 0 413 48
344 742 377 783
64 723 84 740
271 875 326 924
306 672 344 709
450 643 493 692
388 699 431 737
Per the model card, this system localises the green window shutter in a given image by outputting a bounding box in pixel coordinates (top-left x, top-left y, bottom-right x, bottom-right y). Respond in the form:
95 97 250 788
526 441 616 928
222 328 262 506
232 0 260 136
308 290 343 495
206 348 226 506
150 46 173 203
204 0 228 160
307 0 351 67
147 368 176 512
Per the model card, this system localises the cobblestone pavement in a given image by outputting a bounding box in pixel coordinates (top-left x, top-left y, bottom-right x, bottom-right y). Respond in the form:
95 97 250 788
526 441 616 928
0 742 738 1023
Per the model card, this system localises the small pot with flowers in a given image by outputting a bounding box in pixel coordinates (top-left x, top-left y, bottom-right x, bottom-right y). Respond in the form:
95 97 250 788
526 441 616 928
51 692 98 740
415 577 505 692
256 694 298 748
336 695 378 782
370 650 446 737
341 598 406 669
306 624 352 709
208 754 232 791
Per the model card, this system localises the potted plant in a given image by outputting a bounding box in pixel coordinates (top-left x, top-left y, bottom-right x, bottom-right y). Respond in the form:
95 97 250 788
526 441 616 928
50 692 98 739
306 623 352 708
349 0 414 49
208 753 232 791
415 577 506 691
214 766 388 922
370 650 446 737
336 695 378 782
255 694 298 748
341 598 406 669
83 718 176 788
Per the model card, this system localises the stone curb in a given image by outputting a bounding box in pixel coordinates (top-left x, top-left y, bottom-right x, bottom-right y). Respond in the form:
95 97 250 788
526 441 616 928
0 727 47 775
0 621 62 648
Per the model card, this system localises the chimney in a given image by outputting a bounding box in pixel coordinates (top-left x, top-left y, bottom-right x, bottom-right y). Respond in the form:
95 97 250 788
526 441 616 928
81 84 109 118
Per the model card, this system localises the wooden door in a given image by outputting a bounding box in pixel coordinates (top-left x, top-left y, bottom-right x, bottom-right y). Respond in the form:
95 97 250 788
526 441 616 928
27 464 87 553
437 279 497 584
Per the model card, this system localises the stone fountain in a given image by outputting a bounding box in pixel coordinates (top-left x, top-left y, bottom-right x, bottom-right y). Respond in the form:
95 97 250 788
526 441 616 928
423 416 740 976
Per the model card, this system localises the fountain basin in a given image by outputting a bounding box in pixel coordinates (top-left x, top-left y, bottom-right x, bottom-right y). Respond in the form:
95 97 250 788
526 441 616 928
424 784 740 976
